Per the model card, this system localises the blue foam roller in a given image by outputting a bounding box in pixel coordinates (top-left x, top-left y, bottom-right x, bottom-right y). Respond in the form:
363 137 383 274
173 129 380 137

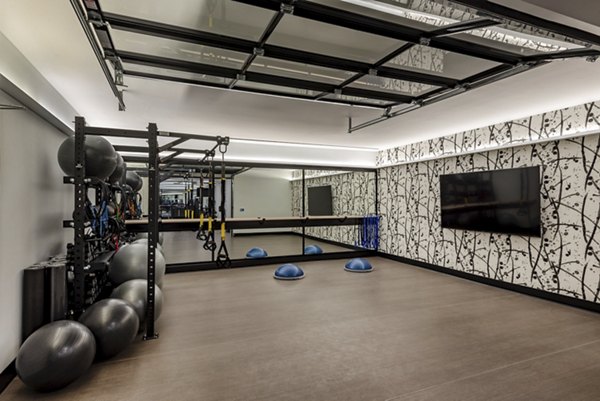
344 258 373 273
304 245 323 255
246 247 268 259
274 264 305 280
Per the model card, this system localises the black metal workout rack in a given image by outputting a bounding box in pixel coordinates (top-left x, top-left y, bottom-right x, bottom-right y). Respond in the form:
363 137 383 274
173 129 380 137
63 116 227 340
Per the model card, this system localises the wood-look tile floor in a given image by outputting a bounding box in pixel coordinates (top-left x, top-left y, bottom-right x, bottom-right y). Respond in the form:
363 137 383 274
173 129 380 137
3 258 600 401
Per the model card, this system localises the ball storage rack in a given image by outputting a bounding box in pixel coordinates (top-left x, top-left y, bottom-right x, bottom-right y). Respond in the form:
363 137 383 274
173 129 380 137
63 116 228 340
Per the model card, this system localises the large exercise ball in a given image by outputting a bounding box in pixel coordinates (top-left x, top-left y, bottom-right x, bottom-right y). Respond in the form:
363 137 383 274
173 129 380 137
16 320 96 392
57 136 118 180
109 243 166 286
109 153 125 184
132 238 164 254
126 171 143 192
111 279 163 323
136 232 164 246
79 299 139 359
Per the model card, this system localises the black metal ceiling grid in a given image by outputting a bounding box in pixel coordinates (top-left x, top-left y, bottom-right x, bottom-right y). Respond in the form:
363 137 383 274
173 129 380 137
86 0 600 122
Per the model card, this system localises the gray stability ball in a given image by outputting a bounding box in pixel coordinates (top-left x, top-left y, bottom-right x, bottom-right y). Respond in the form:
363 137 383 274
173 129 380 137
126 171 143 192
79 299 139 359
136 232 164 246
57 136 118 180
109 243 166 286
133 238 164 254
111 279 164 323
109 153 126 184
16 320 96 392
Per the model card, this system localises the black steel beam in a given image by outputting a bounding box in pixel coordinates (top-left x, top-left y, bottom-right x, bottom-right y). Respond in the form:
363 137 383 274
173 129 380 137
124 69 389 109
161 147 210 155
376 66 456 87
160 150 184 164
244 70 336 92
348 60 543 133
426 17 500 37
230 8 286 88
104 12 256 53
159 137 188 152
113 145 147 153
70 1 126 110
450 0 600 47
315 42 418 100
522 48 600 63
85 125 148 138
456 63 513 86
119 50 239 79
122 52 414 103
342 87 413 103
373 43 416 67
105 13 458 88
233 0 521 65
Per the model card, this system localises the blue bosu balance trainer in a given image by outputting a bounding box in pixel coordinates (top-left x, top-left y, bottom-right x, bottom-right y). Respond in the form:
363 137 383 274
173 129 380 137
304 244 323 255
344 258 373 273
274 264 305 280
246 247 268 259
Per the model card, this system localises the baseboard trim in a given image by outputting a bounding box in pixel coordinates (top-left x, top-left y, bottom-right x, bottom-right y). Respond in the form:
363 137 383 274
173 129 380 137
232 231 295 237
378 252 600 314
292 232 364 252
166 250 375 273
0 360 16 395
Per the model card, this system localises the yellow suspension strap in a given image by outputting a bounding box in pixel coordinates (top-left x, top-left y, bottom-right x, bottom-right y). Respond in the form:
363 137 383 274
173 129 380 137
215 137 231 268
196 167 208 241
202 155 217 252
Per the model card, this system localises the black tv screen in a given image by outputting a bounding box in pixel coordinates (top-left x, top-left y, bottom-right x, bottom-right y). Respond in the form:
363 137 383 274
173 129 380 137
440 166 541 236
308 185 333 216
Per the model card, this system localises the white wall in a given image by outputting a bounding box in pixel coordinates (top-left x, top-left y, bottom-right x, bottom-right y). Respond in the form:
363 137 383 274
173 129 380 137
232 169 292 234
0 31 76 129
0 91 72 372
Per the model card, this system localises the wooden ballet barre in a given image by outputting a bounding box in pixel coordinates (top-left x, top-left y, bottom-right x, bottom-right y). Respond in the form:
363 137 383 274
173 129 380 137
122 215 365 232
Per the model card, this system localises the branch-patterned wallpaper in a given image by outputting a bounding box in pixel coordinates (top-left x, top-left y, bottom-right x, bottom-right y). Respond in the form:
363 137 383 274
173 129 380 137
377 100 600 302
291 171 376 246
290 101 600 302
376 101 600 167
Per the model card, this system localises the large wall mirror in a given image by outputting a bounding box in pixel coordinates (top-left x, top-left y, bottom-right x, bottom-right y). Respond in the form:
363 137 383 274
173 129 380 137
157 166 376 267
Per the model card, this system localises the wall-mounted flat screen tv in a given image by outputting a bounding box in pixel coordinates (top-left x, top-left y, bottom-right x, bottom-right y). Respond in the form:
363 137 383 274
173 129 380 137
308 185 333 216
440 166 541 236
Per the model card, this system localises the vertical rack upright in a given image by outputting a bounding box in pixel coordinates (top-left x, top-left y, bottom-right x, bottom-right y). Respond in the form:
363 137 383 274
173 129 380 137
72 116 87 316
144 123 159 339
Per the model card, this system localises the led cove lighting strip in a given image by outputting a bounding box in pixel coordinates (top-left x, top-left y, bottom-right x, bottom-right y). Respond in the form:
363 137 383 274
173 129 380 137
228 138 378 152
341 0 575 51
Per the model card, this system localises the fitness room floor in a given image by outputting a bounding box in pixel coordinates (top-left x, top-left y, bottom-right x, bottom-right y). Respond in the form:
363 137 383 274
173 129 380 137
3 257 600 400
